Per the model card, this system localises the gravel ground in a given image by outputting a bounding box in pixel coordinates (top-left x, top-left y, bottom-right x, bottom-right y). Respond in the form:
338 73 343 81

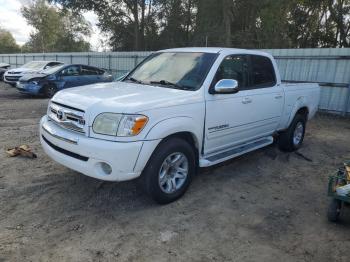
0 82 350 262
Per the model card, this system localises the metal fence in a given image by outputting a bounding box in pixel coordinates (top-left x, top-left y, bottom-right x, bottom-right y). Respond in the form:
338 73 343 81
0 48 350 115
266 49 350 115
0 51 151 77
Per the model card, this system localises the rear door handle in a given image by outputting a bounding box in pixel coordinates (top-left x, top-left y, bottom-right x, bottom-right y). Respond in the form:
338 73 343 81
242 97 252 104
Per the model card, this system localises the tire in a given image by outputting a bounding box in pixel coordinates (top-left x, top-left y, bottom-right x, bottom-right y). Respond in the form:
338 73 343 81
142 137 196 204
327 199 342 222
278 113 307 152
43 84 57 98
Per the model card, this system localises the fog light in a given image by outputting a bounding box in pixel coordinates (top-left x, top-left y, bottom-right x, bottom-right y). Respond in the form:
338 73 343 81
100 162 112 175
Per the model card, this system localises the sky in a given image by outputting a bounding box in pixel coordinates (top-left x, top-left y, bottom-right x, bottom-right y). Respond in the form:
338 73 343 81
0 0 103 51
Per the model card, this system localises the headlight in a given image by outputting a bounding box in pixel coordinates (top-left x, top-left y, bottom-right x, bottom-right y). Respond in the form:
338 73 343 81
117 114 148 136
92 113 148 137
93 113 123 136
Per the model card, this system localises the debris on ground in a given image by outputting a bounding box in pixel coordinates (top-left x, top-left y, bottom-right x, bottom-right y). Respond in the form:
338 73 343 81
294 151 313 162
5 145 37 159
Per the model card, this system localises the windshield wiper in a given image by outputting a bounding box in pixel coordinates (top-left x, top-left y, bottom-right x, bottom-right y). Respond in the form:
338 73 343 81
150 80 192 90
126 77 143 84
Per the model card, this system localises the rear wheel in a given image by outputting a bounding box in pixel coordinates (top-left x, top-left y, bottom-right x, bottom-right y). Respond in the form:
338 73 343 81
43 84 57 98
278 114 307 152
142 137 196 204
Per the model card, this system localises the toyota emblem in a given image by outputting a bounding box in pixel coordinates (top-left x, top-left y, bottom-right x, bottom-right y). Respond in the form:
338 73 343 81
57 110 65 120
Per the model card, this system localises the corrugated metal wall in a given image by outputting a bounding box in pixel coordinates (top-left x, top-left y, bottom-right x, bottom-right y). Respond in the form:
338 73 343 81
1 49 349 115
265 49 350 114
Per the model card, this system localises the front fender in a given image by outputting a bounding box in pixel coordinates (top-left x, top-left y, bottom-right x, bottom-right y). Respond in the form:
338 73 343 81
145 116 202 146
133 116 203 174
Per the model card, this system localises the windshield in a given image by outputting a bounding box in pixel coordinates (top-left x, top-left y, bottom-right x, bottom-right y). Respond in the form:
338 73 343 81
42 65 65 75
124 52 218 90
22 61 48 70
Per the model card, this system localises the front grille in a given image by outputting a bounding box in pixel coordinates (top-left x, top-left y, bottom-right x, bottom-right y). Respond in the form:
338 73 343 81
5 76 20 82
48 102 86 134
42 135 89 161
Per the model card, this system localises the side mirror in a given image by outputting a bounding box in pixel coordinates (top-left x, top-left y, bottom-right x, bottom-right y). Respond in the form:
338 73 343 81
214 79 239 94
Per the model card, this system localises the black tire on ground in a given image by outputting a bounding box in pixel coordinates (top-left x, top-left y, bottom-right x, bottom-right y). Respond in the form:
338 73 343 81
327 199 342 222
278 113 307 152
141 137 196 204
43 84 58 98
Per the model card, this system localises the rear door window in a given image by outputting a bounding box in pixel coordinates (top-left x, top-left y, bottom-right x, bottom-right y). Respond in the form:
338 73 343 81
249 55 276 88
81 66 102 76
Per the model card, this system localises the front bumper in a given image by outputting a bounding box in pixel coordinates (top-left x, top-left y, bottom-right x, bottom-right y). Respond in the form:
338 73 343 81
16 82 42 95
40 116 157 182
4 75 21 84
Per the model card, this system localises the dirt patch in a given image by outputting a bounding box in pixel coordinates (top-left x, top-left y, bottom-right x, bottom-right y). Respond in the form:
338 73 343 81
1 82 350 262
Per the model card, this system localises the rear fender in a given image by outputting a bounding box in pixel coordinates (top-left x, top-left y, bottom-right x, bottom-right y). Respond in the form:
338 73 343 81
287 96 309 127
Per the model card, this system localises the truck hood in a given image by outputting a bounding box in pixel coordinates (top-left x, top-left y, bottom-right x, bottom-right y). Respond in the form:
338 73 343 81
52 81 202 114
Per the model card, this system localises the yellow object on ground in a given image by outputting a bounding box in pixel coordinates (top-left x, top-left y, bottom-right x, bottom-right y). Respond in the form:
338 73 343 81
5 145 37 159
346 163 350 182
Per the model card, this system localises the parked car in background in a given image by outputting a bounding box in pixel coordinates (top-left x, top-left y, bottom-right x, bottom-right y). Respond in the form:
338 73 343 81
4 61 64 86
40 48 320 204
0 63 10 80
17 64 114 97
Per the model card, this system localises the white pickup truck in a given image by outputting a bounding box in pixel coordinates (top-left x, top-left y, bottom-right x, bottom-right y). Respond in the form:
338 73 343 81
40 48 320 203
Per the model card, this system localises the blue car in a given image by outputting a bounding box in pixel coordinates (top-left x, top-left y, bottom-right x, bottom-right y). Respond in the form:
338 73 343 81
16 64 113 97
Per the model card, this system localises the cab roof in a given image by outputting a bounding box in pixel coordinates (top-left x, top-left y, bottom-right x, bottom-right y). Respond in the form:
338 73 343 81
159 47 273 58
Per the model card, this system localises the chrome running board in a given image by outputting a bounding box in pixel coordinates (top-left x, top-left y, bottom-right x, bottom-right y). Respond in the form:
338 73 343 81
199 136 273 167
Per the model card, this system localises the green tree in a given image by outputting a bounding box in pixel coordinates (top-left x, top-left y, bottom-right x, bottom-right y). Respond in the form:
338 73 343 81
21 0 91 52
157 0 196 48
328 0 350 47
51 0 153 50
0 28 20 53
53 0 350 49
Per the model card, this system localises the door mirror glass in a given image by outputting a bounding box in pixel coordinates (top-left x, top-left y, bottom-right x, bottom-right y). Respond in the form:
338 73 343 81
214 79 239 94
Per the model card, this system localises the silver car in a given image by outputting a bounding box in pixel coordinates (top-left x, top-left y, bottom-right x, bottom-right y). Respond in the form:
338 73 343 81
4 61 64 86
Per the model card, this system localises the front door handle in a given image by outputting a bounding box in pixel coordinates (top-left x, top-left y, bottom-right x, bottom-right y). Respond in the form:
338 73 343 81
242 97 252 104
275 94 283 99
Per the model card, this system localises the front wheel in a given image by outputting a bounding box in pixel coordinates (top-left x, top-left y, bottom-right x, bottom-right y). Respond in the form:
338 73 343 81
43 84 58 98
142 137 196 204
